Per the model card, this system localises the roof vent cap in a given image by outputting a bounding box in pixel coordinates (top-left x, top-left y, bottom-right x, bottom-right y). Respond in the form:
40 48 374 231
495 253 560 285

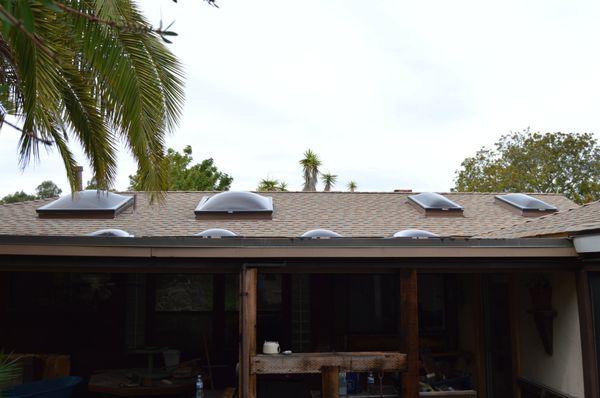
301 229 342 239
392 229 439 238
87 228 133 237
195 228 238 238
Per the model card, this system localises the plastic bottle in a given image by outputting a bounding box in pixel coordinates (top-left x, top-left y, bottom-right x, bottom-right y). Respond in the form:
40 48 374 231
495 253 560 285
367 372 375 394
195 375 204 398
339 371 347 396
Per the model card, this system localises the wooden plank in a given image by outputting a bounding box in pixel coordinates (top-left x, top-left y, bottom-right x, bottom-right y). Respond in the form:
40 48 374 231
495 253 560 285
239 268 257 398
321 366 340 398
400 270 419 398
251 352 407 374
576 270 599 398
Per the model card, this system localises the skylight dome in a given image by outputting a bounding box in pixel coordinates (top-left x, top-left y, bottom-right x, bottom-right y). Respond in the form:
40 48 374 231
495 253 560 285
195 191 273 219
300 229 342 239
408 192 463 215
37 190 134 219
195 228 238 238
87 229 133 237
495 193 558 216
392 229 439 238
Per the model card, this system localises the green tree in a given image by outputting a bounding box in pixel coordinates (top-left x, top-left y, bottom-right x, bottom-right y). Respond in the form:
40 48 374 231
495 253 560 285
453 131 600 204
0 1 184 196
0 190 36 204
299 149 321 191
129 145 233 191
321 173 337 192
347 181 357 192
35 180 62 198
257 178 288 192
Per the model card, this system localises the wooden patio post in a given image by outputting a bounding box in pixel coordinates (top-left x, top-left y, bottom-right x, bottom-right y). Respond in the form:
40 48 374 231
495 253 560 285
400 270 419 398
321 366 340 398
576 270 600 398
240 267 257 398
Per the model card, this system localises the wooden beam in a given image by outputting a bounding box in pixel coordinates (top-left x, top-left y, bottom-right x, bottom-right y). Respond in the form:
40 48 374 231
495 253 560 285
400 270 419 398
251 352 407 374
321 366 340 398
576 270 599 398
239 268 257 398
472 274 487 398
508 274 522 398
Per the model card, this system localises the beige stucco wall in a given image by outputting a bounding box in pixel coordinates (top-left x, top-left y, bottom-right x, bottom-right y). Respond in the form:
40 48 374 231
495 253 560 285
517 272 585 397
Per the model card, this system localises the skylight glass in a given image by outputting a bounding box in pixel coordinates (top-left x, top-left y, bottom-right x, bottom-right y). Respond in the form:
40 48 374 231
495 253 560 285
195 228 238 238
300 229 342 239
408 192 463 213
87 229 133 237
37 190 134 219
195 191 273 216
495 193 558 214
392 229 439 238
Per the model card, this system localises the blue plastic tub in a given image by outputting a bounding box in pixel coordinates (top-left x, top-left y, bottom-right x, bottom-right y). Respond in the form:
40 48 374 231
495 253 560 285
4 376 82 398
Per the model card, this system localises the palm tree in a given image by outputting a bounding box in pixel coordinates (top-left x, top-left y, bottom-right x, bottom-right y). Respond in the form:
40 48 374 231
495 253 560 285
321 173 337 192
257 179 288 192
347 181 357 192
277 181 288 192
299 149 321 191
0 2 184 197
0 352 20 392
257 179 279 192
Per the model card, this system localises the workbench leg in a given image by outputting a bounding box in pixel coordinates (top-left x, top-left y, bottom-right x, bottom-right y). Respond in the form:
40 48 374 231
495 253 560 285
322 366 340 398
240 268 257 398
400 270 419 398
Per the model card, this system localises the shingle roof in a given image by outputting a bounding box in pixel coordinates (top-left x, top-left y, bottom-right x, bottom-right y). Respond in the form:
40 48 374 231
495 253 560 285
478 200 600 238
0 191 577 238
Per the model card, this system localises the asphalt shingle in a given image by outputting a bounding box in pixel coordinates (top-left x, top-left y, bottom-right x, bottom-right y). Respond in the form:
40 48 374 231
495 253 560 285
0 191 578 238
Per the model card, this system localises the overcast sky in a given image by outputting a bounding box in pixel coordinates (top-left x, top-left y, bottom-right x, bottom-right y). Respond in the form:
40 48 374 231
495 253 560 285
1 0 600 196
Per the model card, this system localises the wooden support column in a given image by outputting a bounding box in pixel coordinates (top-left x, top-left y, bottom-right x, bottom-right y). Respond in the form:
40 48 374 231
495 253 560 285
576 270 599 398
472 274 487 398
508 274 522 398
400 270 419 398
239 268 257 398
321 366 340 398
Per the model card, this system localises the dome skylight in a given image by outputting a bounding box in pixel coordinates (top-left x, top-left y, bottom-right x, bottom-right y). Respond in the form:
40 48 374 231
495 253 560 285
392 229 439 238
495 193 558 215
37 190 134 219
195 228 238 238
87 229 133 237
408 192 463 215
300 229 342 239
195 191 273 219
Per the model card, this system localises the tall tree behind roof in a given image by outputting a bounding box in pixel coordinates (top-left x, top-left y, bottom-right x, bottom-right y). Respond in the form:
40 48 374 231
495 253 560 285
299 149 321 191
0 1 185 199
129 145 233 191
35 180 62 199
321 173 338 192
257 178 288 192
453 130 600 204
